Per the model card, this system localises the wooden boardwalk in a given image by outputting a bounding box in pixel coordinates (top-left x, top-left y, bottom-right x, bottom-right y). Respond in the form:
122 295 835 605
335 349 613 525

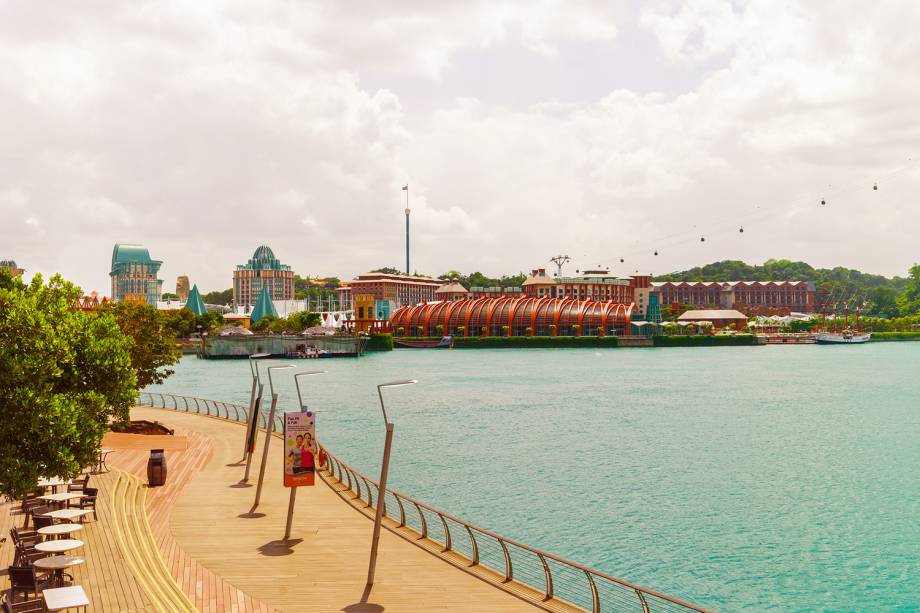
3 407 562 612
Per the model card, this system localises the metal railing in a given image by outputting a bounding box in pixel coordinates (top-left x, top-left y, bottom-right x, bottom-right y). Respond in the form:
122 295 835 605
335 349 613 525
136 391 284 432
136 391 712 613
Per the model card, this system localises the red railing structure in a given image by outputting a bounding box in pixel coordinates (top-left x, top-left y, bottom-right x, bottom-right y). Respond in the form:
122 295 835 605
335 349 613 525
135 392 713 613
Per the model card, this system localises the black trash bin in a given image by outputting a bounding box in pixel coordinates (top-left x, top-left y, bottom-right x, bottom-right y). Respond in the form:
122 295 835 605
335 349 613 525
147 449 167 486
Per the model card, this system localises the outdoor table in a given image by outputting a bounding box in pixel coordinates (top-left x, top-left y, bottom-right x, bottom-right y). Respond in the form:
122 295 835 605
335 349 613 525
38 492 83 509
42 585 90 612
44 509 93 522
38 477 71 494
34 555 85 588
35 538 83 554
38 523 83 539
95 448 114 473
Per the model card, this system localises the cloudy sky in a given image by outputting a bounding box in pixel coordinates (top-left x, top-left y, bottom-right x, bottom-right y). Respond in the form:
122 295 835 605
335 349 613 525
2 1 918 294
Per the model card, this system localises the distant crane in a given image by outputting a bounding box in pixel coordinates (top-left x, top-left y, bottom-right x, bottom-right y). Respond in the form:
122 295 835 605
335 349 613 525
549 255 571 277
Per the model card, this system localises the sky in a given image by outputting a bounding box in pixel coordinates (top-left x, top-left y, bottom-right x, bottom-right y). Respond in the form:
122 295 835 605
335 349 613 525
2 0 919 294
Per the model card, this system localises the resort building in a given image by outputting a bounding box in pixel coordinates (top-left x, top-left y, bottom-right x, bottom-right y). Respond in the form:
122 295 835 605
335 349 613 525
0 259 24 277
233 245 294 309
435 282 469 301
677 309 749 330
652 281 815 314
335 272 444 309
110 243 163 305
391 297 634 337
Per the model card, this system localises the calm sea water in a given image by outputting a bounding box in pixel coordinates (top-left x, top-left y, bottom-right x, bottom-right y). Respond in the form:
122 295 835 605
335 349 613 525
147 345 920 611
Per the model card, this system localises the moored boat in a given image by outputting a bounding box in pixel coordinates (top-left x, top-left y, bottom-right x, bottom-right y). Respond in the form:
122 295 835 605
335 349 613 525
815 330 871 344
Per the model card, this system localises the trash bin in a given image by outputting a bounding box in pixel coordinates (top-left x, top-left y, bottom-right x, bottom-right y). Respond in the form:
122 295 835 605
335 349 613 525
147 449 167 486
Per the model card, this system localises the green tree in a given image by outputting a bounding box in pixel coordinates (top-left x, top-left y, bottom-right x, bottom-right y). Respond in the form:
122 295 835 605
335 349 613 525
202 288 234 305
370 267 402 275
161 292 179 301
101 302 181 388
0 272 137 498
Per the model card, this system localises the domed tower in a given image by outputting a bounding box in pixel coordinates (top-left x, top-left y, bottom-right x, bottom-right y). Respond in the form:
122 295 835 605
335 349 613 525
233 245 294 309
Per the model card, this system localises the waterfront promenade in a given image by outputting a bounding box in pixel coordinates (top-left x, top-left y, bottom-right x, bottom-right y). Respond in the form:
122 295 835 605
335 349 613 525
1 407 570 611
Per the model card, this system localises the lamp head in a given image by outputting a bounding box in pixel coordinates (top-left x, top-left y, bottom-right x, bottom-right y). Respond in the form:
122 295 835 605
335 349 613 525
295 370 326 409
378 379 418 389
376 379 418 426
267 363 294 396
248 353 271 379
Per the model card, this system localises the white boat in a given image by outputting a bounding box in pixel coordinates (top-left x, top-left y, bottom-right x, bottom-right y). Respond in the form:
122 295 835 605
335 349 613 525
815 330 871 344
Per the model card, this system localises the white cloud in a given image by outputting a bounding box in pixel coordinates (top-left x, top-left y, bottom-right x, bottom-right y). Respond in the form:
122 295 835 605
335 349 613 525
1 1 918 294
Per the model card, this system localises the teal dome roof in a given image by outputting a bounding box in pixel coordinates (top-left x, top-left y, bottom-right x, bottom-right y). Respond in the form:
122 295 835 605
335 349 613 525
253 245 275 261
112 243 157 267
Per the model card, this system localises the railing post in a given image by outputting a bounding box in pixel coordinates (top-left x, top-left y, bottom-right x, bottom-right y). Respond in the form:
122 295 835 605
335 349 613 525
465 526 479 566
439 514 451 552
395 495 407 527
344 467 353 491
193 397 201 413
363 477 373 508
538 553 553 600
499 539 513 582
172 395 178 410
635 589 650 613
585 570 600 613
183 397 190 412
413 501 428 539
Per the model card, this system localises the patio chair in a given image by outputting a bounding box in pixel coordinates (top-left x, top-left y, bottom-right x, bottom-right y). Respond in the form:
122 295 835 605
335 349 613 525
76 487 98 520
23 504 50 529
31 515 54 531
6 567 51 603
12 542 47 567
1 595 44 613
67 474 90 493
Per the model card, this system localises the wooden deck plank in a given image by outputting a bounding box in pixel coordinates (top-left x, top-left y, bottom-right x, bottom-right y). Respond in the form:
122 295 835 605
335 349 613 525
130 406 550 613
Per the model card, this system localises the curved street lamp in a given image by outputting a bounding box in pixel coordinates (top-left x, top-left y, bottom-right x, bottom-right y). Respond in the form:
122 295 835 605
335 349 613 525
241 353 271 480
252 363 293 511
367 379 418 587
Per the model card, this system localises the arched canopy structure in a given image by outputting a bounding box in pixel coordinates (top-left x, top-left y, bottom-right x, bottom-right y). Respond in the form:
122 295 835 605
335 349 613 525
390 297 634 337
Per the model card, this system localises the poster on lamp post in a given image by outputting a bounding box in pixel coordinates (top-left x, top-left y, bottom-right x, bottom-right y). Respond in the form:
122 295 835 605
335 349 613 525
284 411 317 487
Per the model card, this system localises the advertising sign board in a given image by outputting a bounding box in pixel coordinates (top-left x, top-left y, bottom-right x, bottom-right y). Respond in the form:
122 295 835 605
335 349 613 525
284 411 317 487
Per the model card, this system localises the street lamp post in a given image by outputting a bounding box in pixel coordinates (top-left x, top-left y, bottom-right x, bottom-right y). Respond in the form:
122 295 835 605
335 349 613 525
241 353 270 481
403 184 410 275
366 379 417 587
252 363 293 511
284 370 326 540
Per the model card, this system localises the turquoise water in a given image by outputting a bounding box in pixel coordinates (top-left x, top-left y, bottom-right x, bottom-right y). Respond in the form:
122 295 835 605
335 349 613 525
147 345 920 611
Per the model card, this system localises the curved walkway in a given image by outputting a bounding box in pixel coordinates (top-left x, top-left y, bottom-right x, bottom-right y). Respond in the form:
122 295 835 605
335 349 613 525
129 406 546 612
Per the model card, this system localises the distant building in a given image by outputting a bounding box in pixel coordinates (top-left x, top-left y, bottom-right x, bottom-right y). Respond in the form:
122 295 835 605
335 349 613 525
110 243 163 305
335 273 444 309
233 245 294 309
176 275 190 302
184 284 207 317
435 282 469 301
652 281 815 314
677 309 748 331
250 284 279 324
0 260 24 277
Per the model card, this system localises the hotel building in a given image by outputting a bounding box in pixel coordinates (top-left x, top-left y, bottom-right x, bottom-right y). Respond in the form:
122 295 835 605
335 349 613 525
336 273 445 309
1 260 24 277
110 243 163 305
233 245 294 308
652 281 815 314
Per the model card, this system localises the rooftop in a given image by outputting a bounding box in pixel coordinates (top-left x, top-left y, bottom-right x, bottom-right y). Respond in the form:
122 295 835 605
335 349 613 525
678 309 748 320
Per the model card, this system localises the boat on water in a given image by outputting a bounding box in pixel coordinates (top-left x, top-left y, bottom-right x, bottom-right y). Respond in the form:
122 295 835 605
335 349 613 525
816 330 871 344
396 336 454 349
